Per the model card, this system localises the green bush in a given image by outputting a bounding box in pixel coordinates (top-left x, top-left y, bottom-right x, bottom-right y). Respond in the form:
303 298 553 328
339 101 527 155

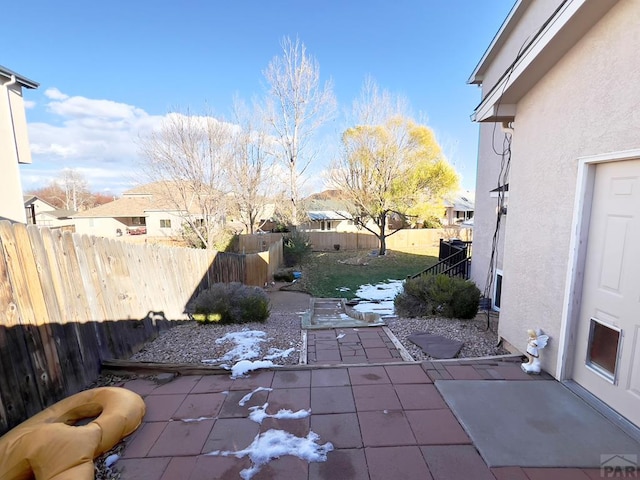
394 274 480 319
191 282 270 324
283 230 312 267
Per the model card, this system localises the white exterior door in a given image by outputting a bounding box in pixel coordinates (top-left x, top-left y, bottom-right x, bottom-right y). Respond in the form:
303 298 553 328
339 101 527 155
573 159 640 428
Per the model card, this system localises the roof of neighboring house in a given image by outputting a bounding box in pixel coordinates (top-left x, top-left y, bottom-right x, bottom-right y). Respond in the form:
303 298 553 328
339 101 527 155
39 209 77 219
308 210 352 221
72 196 154 218
23 195 57 209
0 65 39 89
444 193 475 212
73 181 206 218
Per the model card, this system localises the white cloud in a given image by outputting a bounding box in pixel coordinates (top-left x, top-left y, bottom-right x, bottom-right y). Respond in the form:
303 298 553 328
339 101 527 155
44 87 68 100
24 100 36 109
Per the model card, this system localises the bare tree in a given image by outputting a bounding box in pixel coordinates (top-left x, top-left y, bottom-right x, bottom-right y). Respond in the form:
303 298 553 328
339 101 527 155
227 100 276 234
138 111 233 249
54 168 91 210
262 36 336 226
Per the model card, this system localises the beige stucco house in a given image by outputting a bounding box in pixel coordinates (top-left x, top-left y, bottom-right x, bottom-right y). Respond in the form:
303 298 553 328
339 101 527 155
0 66 38 223
24 195 76 230
470 0 640 429
73 182 195 238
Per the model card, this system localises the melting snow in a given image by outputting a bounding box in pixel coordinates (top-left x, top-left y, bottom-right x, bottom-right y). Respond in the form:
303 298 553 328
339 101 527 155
207 430 334 480
352 279 404 317
105 454 119 468
336 333 345 339
248 403 311 424
181 416 217 423
239 387 273 406
202 330 267 364
231 360 279 379
336 286 350 292
263 347 295 360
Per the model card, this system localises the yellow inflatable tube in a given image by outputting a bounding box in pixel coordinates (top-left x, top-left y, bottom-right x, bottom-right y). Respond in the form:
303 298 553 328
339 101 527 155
0 387 146 480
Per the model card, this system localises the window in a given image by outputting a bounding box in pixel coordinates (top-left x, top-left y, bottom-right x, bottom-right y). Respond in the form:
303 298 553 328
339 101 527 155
493 270 503 311
326 221 332 230
586 318 622 383
160 219 172 228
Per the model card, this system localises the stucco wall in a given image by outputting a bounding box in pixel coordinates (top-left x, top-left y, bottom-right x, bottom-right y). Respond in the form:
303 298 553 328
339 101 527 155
145 211 184 237
498 0 640 374
75 217 126 237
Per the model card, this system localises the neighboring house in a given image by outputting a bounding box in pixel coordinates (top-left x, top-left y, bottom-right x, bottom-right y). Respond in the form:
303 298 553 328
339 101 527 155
470 0 640 428
0 66 38 224
24 195 76 229
73 182 196 238
442 192 475 226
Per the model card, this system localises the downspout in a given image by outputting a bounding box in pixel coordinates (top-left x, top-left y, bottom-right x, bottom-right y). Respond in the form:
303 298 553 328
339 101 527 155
2 75 21 163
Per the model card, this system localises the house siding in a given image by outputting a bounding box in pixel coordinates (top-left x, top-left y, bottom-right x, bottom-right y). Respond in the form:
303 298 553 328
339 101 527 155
491 0 639 374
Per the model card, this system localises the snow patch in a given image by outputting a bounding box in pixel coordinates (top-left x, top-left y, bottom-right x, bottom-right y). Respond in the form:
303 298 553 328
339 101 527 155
336 333 345 339
181 416 217 423
207 430 333 480
239 387 273 406
231 360 279 379
263 347 295 360
248 403 311 424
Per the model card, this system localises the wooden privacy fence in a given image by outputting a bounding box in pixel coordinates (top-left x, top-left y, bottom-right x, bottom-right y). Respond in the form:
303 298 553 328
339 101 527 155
0 221 282 434
238 228 472 255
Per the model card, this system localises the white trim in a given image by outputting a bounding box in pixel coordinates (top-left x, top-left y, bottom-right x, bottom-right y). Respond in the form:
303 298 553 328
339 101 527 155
468 1 526 84
557 148 640 380
473 0 589 122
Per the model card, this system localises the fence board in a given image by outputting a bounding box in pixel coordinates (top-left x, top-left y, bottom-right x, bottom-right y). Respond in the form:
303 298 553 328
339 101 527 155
0 221 282 434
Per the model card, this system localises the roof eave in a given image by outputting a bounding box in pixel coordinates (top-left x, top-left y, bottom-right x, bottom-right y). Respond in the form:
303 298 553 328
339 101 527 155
468 0 527 85
0 65 39 89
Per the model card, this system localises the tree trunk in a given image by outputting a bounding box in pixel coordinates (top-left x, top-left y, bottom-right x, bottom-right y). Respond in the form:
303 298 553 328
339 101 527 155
378 214 387 256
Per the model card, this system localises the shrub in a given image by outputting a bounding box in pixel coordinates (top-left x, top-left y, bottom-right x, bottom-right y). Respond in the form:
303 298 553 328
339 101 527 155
283 230 312 267
191 282 270 324
394 274 480 319
273 269 295 282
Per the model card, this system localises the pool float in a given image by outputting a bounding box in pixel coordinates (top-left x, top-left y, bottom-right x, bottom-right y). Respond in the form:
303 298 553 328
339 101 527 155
0 386 145 480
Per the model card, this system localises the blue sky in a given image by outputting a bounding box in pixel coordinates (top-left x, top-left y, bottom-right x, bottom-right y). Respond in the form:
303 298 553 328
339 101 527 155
5 0 514 196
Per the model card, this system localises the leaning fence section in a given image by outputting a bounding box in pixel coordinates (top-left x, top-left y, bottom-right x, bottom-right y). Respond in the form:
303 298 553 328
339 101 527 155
0 221 282 434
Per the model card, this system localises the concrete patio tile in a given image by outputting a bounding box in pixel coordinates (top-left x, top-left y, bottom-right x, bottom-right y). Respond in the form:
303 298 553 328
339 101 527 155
340 346 366 356
348 366 391 385
360 338 387 348
385 364 433 384
173 392 226 420
337 333 361 344
123 421 167 458
267 387 311 411
582 468 631 479
522 468 593 479
143 393 187 422
148 418 215 456
365 347 394 359
229 371 274 390
160 456 197 480
122 378 158 396
311 385 356 414
352 384 402 411
444 365 484 380
309 448 368 480
406 409 471 445
252 455 310 480
272 370 312 389
310 413 363 448
356 329 386 339
260 417 311 439
117 457 171 480
421 445 495 480
151 375 201 394
315 340 340 350
202 417 260 452
316 349 343 362
491 365 537 380
394 384 448 410
191 374 234 393
365 446 433 480
219 389 270 418
312 330 342 340
189 454 252 480
311 368 350 387
491 467 530 480
358 410 416 446
340 356 369 364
